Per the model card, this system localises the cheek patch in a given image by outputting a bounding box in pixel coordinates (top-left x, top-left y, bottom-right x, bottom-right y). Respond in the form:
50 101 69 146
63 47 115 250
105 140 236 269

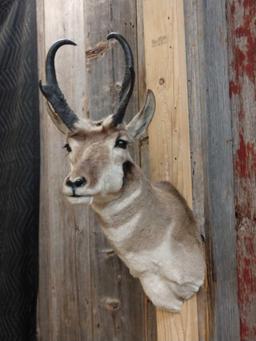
99 164 124 194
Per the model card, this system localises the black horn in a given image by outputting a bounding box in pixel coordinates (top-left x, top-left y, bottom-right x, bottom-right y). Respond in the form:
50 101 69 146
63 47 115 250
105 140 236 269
39 39 79 130
107 33 135 125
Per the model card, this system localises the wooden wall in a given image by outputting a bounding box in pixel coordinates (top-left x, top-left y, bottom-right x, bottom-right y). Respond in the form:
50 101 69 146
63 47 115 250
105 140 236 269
184 0 256 340
37 0 208 340
37 0 256 340
37 1 156 340
184 0 241 339
143 0 201 340
227 1 256 340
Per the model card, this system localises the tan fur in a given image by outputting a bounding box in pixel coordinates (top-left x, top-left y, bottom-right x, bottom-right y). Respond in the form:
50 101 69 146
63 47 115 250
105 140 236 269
49 94 205 312
91 164 205 311
40 39 204 311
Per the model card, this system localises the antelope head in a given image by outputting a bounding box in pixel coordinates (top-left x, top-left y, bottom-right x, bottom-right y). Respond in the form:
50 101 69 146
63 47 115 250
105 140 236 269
40 33 156 205
40 34 205 312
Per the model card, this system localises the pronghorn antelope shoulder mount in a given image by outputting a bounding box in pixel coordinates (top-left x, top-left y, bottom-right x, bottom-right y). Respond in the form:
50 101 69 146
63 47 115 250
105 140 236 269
40 33 205 312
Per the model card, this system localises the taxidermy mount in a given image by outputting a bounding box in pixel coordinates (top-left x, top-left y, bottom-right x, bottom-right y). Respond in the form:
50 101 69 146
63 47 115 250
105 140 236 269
39 32 205 312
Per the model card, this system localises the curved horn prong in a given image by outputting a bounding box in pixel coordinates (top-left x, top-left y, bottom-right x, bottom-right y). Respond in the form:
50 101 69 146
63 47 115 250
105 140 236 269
39 39 79 131
107 33 135 125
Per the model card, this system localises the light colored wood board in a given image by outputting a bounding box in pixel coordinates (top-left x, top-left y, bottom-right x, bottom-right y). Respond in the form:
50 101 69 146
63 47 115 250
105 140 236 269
143 0 192 203
37 1 92 340
157 299 199 341
143 0 199 340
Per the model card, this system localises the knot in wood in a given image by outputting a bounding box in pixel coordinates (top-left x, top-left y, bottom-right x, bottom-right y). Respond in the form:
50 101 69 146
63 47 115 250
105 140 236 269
102 297 120 312
159 78 165 85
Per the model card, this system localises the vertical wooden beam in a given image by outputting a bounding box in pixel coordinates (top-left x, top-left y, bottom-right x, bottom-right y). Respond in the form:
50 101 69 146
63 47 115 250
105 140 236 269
200 1 240 340
83 1 156 340
182 1 210 340
184 0 241 340
136 1 158 338
37 0 156 340
227 1 256 340
143 0 199 340
37 1 91 340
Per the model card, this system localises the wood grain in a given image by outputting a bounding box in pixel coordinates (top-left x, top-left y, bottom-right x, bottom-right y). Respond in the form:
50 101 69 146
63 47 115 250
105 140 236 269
37 0 156 340
84 1 156 340
37 1 91 340
183 0 210 340
143 0 199 340
137 1 158 339
202 1 240 340
227 1 256 340
183 0 241 340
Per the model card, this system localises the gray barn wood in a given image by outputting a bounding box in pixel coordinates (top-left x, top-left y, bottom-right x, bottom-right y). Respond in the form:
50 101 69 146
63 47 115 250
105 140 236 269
184 0 240 340
227 1 256 340
37 0 156 340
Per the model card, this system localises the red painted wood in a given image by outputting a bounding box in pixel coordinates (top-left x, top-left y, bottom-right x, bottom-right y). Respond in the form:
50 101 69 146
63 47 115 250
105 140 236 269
228 1 256 340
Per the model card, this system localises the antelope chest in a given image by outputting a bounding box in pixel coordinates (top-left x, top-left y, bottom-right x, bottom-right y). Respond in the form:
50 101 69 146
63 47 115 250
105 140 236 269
103 221 179 281
123 229 175 278
102 212 142 249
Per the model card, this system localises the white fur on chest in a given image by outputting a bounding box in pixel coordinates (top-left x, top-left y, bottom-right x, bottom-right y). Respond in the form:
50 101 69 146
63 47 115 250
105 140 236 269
101 186 142 216
103 212 141 247
99 209 204 312
122 228 176 278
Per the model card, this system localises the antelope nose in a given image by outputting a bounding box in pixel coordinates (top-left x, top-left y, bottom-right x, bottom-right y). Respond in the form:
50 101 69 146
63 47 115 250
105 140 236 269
66 177 87 188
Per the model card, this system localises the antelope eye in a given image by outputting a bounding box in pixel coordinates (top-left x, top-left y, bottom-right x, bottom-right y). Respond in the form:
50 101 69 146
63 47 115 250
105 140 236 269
115 139 128 149
63 143 72 153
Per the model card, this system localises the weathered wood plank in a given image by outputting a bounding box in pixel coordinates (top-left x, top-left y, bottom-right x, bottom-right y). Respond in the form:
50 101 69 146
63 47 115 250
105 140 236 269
37 1 93 340
83 1 156 340
137 1 158 338
227 1 256 340
38 1 156 341
143 0 199 340
183 1 210 340
202 1 240 340
184 0 241 340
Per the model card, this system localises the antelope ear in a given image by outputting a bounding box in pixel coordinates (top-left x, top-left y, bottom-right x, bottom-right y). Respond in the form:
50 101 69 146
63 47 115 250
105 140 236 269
127 90 156 139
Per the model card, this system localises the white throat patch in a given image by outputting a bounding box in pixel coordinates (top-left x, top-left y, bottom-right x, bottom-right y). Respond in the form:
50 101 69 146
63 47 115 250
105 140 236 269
104 212 141 246
101 186 142 216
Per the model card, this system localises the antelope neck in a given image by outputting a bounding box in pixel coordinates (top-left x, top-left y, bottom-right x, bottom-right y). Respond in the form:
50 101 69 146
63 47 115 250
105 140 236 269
91 166 152 227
